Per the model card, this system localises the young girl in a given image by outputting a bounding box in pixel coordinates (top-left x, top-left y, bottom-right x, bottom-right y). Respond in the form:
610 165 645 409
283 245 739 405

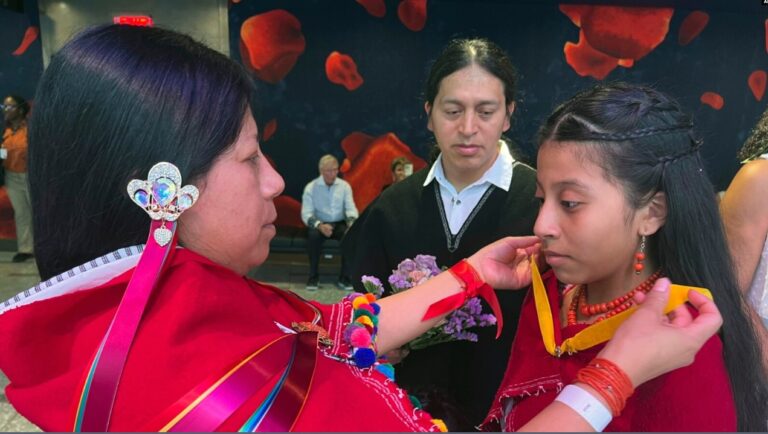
482 82 768 432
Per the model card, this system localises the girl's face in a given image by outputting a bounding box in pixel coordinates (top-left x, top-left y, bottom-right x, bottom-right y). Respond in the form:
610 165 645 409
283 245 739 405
533 141 663 289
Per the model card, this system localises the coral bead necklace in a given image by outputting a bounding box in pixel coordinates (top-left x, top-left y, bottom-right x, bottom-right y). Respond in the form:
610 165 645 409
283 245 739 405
567 270 663 326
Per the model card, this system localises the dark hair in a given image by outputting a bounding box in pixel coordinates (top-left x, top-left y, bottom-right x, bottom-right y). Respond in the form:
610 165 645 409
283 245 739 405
390 156 411 172
738 106 768 162
423 38 517 108
3 94 30 127
538 82 768 431
29 25 254 279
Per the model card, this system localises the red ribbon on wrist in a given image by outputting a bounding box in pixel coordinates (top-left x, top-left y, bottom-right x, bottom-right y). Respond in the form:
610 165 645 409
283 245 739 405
421 259 504 339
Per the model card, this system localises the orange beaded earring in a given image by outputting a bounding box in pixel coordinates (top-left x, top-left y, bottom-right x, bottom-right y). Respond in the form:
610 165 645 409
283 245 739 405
634 235 646 275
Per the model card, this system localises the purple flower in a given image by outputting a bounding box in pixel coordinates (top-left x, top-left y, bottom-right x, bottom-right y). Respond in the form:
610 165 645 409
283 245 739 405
387 254 498 350
361 275 384 297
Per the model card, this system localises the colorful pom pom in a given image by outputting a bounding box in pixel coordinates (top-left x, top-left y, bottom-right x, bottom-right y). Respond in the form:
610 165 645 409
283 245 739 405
409 394 423 409
432 419 448 432
343 323 363 341
375 363 395 381
352 296 368 309
357 303 375 314
364 293 376 303
353 347 377 368
354 307 375 320
350 327 372 347
356 315 374 328
371 303 381 315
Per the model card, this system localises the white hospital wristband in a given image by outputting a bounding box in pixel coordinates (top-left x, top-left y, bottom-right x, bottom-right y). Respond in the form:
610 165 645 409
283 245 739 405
555 384 612 432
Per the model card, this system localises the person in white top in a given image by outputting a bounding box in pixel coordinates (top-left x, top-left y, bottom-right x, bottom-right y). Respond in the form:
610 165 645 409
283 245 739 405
720 108 768 360
301 154 358 291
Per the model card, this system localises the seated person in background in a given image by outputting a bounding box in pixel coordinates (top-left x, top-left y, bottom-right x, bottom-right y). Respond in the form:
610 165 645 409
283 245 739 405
720 106 768 351
301 154 358 291
383 156 413 190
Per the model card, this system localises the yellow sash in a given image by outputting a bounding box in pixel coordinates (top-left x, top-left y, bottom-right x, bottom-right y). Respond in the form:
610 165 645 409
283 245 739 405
530 258 713 357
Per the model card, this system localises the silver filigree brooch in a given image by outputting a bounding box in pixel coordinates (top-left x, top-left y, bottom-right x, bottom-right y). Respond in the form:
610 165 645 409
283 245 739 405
127 162 199 246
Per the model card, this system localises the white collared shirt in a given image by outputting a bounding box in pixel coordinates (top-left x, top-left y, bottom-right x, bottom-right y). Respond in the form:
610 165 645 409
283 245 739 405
423 140 515 235
301 176 358 226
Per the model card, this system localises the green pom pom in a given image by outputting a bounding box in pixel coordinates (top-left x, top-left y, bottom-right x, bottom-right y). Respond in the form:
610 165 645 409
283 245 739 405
409 394 423 410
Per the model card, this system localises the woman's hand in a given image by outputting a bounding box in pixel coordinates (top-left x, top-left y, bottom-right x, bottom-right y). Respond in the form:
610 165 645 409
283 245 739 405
598 278 723 387
466 236 540 290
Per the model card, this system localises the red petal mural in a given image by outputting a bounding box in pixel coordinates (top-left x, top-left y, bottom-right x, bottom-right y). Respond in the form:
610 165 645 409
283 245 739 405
240 10 306 84
341 132 427 211
357 0 386 18
749 70 767 101
580 7 673 60
12 26 38 56
398 0 427 32
678 11 709 46
700 92 724 110
0 187 15 239
262 118 278 142
559 4 590 27
274 195 304 229
564 31 619 80
325 52 364 91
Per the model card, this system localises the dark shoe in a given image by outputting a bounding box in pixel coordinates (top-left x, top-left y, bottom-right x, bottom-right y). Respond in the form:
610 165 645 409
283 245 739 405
12 253 33 263
336 276 353 291
306 276 319 291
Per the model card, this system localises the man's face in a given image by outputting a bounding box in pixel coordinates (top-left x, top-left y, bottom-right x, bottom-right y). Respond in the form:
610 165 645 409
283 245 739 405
321 162 339 185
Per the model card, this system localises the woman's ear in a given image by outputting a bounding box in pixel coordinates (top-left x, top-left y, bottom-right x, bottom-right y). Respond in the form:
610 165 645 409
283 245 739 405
641 191 667 236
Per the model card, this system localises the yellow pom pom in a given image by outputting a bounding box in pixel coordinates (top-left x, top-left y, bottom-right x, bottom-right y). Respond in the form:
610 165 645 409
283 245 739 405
352 296 368 309
432 419 448 432
355 315 374 328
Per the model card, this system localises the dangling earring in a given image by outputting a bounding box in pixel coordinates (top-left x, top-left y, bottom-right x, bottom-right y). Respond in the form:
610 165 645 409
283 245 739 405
634 235 646 275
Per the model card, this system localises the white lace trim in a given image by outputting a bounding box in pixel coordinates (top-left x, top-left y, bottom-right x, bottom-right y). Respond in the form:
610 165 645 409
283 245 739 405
0 245 145 315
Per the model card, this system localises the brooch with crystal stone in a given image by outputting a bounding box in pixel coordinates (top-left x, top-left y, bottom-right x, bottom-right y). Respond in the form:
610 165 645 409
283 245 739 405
127 162 199 246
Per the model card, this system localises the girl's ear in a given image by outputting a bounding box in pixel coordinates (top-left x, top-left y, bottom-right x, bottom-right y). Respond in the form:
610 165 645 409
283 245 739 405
640 191 667 236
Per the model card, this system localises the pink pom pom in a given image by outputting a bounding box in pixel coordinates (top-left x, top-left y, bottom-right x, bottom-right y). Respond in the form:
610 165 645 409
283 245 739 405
350 327 372 347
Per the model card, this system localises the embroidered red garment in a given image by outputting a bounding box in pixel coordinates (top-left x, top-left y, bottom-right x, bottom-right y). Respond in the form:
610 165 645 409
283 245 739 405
0 248 440 431
480 271 737 432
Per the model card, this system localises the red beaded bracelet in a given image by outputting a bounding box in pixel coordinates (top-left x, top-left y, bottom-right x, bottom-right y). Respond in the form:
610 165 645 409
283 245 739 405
421 259 504 338
576 358 635 417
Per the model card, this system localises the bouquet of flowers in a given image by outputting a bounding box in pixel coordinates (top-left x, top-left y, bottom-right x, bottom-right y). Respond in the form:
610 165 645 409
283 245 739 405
361 255 497 351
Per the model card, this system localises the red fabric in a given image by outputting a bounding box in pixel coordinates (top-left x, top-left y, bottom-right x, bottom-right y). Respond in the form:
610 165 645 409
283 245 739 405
481 271 737 432
0 249 439 431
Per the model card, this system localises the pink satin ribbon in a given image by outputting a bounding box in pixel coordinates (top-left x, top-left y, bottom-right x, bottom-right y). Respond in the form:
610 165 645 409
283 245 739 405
79 220 176 431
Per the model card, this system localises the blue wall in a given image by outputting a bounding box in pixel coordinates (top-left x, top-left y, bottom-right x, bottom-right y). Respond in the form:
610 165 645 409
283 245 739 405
0 0 42 105
230 0 768 198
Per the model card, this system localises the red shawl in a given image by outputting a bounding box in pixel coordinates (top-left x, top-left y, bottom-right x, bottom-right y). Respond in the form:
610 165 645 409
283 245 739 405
481 271 737 432
0 248 440 431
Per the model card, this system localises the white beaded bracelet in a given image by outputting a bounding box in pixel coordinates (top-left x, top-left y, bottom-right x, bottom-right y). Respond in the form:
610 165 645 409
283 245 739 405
555 384 613 432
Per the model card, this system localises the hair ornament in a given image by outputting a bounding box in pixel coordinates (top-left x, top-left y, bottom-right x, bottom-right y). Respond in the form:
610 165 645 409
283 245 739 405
127 162 199 246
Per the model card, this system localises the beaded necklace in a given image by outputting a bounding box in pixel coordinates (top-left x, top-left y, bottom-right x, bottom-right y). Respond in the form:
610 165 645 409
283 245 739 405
567 270 663 326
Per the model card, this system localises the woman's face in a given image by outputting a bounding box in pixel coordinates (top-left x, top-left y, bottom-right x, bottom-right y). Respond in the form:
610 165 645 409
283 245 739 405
2 97 22 123
533 141 654 287
178 109 285 275
392 164 406 182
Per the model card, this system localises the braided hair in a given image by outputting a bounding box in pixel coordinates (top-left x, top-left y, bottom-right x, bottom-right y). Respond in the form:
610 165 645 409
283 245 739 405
738 106 768 162
538 82 768 431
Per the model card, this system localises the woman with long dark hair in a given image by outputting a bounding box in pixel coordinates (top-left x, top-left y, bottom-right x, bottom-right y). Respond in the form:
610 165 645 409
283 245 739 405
483 82 768 431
